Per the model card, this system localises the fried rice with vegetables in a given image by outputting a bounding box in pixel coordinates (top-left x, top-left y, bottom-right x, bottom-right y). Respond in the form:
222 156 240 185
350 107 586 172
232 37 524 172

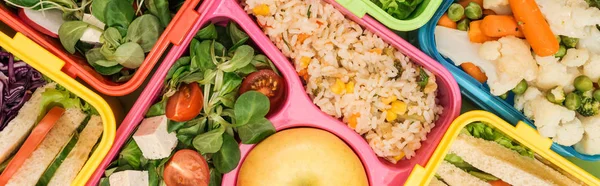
244 0 443 162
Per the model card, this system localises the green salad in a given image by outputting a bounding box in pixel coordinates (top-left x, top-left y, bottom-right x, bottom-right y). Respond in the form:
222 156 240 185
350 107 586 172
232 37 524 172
370 0 424 20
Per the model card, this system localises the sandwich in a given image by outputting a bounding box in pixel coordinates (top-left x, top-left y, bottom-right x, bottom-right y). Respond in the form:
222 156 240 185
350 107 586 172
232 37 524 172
432 122 583 186
0 50 103 186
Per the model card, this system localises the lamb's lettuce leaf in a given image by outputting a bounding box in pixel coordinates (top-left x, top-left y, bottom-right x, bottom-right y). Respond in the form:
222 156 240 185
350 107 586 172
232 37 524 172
465 122 534 158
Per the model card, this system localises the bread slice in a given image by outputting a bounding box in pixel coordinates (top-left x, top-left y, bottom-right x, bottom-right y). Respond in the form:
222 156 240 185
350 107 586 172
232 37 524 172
0 83 56 163
429 177 448 186
48 115 103 186
6 108 86 186
436 161 490 186
450 134 581 186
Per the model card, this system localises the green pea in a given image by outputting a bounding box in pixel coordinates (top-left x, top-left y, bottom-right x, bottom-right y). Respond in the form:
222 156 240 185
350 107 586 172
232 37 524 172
594 90 600 102
547 93 558 104
499 93 508 100
465 2 482 20
554 45 566 58
574 75 594 92
448 3 465 22
565 92 582 110
457 19 470 31
512 80 528 95
560 35 579 48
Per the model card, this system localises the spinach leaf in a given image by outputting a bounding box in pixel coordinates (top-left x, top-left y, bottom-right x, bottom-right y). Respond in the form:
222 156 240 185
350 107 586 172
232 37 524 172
234 91 270 125
227 22 249 49
212 133 240 173
196 23 218 40
220 72 242 95
167 120 187 133
176 134 194 147
145 0 172 28
105 0 135 36
91 0 111 22
372 0 424 20
148 160 160 186
218 45 254 72
100 44 117 61
125 14 163 52
208 168 222 186
191 40 216 71
179 72 204 84
95 59 120 67
99 178 110 186
102 27 123 48
193 127 225 154
114 42 145 69
252 54 279 75
146 99 166 117
90 61 124 75
237 117 275 144
120 139 144 169
178 117 206 136
58 21 89 54
215 25 233 49
86 48 106 62
219 92 236 108
237 64 257 76
166 56 191 81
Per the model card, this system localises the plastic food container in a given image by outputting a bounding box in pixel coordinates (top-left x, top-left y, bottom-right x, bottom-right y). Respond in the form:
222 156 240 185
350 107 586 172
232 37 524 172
0 22 118 185
0 0 203 96
89 0 461 185
417 0 600 161
335 0 442 31
404 110 600 186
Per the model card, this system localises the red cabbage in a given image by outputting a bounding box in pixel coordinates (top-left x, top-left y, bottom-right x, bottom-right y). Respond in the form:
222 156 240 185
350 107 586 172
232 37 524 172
0 51 46 130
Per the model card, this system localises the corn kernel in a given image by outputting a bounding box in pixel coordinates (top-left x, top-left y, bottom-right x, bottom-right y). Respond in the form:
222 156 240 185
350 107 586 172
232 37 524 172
348 113 360 129
381 95 397 105
390 101 407 115
368 48 383 54
252 4 270 16
346 81 355 94
331 79 345 94
393 152 405 161
386 110 397 122
300 56 311 69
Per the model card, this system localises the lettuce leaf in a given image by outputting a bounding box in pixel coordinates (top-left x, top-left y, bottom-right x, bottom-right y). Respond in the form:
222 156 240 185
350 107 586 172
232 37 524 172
465 122 535 158
370 0 424 20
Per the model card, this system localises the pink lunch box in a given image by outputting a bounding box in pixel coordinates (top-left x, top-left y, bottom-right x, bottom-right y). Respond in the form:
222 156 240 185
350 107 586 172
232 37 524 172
88 0 461 185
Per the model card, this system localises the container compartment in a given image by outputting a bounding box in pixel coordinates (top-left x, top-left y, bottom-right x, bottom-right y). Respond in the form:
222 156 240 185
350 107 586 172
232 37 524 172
0 0 204 96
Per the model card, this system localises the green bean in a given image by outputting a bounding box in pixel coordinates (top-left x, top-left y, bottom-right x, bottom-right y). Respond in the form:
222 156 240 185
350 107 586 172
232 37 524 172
565 92 582 110
512 80 528 95
448 3 465 22
560 35 579 48
457 19 470 31
555 45 566 58
465 2 482 20
574 75 594 92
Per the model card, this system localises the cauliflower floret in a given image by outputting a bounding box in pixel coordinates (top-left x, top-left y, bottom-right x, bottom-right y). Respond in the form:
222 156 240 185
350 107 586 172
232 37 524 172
535 62 576 90
583 54 600 81
561 48 589 67
579 115 600 139
514 86 542 112
483 0 512 15
536 0 600 38
479 36 538 95
535 55 560 66
578 27 600 54
574 134 600 155
527 97 577 139
552 117 584 146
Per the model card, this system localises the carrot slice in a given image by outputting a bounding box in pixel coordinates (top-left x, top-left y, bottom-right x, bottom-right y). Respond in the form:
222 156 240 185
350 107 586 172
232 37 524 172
461 62 488 83
480 15 525 38
509 0 559 56
468 20 498 43
438 14 457 29
0 107 65 185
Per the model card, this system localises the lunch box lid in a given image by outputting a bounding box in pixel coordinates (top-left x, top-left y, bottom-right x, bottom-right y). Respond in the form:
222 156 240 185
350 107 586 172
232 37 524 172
416 0 600 161
405 111 600 186
0 0 203 96
335 0 442 31
0 23 117 186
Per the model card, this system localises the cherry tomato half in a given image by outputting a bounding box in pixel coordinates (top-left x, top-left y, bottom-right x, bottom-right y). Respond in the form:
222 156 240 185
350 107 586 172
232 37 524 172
163 149 210 186
166 82 203 122
239 69 285 111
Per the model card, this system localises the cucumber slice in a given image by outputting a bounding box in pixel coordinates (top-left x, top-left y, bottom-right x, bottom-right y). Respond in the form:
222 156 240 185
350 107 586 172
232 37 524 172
36 133 79 186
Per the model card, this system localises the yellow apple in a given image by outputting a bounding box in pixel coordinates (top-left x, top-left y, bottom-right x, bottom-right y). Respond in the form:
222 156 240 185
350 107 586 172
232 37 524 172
237 128 368 186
